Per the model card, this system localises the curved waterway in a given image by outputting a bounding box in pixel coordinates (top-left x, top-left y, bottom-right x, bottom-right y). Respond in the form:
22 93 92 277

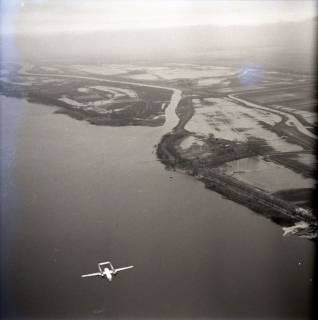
1 95 315 319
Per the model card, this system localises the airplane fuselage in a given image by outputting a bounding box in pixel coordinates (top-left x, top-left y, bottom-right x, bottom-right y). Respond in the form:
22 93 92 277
81 261 133 281
102 267 114 282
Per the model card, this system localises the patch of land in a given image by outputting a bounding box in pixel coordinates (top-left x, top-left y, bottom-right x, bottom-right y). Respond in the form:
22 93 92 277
273 188 314 208
1 62 316 237
155 66 317 238
157 98 317 237
0 72 172 127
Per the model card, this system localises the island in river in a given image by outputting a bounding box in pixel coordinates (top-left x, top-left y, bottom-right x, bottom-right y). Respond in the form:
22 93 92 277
1 62 317 238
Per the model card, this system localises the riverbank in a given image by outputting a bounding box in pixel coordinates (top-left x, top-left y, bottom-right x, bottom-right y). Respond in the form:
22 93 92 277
2 70 316 237
0 74 173 128
157 95 317 238
2 95 314 318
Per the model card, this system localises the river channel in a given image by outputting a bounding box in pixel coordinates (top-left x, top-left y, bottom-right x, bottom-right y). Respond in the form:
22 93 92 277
0 95 315 319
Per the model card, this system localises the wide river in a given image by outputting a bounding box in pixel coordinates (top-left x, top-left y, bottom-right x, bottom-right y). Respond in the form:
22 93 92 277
0 95 315 319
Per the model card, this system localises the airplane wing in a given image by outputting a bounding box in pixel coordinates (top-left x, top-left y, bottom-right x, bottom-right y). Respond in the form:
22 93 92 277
115 266 134 273
81 272 101 278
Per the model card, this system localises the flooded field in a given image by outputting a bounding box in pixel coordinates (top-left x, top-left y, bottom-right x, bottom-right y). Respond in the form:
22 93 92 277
185 97 303 152
1 96 314 319
297 153 316 166
222 156 315 192
180 136 204 149
1 2 317 318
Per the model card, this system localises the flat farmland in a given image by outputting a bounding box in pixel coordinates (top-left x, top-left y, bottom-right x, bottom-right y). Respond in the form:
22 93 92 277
238 87 315 111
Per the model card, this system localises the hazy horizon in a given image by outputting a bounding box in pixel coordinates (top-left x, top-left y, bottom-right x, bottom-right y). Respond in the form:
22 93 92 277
1 0 317 35
1 2 317 320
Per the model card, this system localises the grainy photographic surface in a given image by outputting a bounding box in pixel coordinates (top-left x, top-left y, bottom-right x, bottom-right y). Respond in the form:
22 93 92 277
1 1 317 319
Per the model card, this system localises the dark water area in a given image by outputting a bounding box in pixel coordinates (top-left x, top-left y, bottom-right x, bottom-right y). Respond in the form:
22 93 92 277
0 96 315 319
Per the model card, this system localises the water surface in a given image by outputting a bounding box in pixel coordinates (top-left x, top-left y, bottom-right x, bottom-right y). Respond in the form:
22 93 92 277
1 96 314 319
223 156 315 192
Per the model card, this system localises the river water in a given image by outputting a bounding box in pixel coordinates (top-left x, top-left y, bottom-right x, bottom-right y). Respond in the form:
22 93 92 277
0 96 315 319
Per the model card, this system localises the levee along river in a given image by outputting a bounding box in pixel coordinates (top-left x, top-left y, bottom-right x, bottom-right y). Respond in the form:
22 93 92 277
0 95 314 319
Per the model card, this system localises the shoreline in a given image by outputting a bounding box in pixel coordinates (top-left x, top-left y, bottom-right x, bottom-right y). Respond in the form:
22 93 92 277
2 71 316 237
156 94 317 238
1 73 176 128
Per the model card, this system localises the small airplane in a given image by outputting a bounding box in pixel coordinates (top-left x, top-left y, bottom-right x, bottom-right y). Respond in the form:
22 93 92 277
81 261 134 282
